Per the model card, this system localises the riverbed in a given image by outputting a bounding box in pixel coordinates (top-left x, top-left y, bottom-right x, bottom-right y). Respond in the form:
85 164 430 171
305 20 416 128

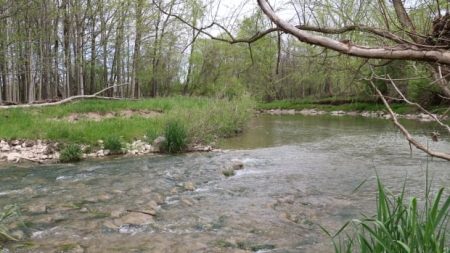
1 115 449 252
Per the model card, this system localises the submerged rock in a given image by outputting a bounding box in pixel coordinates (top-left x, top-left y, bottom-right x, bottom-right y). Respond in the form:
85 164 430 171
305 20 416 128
183 182 196 191
180 196 197 207
231 159 244 170
110 209 125 218
114 212 153 226
10 230 25 240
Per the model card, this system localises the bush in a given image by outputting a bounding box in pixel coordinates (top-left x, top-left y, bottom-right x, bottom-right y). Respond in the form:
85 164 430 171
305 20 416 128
59 144 83 163
164 120 187 153
104 136 123 154
325 177 450 253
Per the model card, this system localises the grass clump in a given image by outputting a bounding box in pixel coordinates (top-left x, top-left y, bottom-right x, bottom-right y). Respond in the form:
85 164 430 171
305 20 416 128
325 177 450 253
0 205 20 242
59 144 83 163
103 136 123 154
163 120 187 153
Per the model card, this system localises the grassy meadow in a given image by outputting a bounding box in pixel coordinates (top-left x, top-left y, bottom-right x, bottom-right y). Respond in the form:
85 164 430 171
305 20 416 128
0 97 254 146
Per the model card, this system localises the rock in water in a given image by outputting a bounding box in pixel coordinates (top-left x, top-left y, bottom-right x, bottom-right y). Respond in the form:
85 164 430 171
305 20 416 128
231 159 244 170
27 204 48 214
114 212 153 226
183 182 196 191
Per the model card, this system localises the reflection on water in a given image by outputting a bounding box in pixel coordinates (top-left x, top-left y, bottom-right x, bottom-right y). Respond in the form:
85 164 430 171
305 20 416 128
0 115 449 252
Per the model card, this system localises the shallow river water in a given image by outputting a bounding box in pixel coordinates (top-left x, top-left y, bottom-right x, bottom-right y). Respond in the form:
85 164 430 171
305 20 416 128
0 115 449 253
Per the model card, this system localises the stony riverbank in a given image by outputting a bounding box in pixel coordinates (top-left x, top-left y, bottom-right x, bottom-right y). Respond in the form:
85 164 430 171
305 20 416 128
0 138 216 165
260 108 447 122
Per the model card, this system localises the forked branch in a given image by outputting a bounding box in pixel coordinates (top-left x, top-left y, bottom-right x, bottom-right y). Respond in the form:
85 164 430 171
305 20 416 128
369 80 450 161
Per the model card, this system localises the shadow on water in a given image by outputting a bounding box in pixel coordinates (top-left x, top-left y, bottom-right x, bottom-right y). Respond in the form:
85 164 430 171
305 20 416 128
1 115 449 252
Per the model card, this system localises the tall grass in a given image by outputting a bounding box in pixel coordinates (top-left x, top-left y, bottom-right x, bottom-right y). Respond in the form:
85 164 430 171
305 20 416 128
104 136 124 154
324 177 450 253
59 144 83 163
163 120 187 153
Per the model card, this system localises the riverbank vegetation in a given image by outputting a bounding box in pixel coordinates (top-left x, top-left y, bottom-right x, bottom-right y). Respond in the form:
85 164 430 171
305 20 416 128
257 99 450 115
326 177 450 253
0 97 253 146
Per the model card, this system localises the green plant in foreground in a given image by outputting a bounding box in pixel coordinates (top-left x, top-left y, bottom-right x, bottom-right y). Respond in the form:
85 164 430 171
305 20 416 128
164 120 187 153
103 136 123 154
59 144 83 163
0 205 19 242
324 177 450 253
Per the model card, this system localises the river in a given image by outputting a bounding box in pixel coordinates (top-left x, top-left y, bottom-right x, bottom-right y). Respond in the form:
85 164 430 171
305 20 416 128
1 115 449 252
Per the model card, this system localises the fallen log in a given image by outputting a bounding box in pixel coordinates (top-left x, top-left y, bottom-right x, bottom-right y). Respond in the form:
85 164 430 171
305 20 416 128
0 84 131 109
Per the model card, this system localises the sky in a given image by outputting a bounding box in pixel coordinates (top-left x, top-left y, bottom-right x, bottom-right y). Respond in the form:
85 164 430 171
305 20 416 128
203 0 296 35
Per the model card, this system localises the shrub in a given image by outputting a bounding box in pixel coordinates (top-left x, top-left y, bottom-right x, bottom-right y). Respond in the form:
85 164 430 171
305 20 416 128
104 136 123 154
59 144 83 163
324 177 450 253
163 120 187 153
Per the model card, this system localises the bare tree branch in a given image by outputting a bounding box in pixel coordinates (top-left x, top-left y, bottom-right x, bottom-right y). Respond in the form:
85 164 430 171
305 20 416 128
0 84 130 109
369 80 450 161
257 0 450 65
383 75 450 133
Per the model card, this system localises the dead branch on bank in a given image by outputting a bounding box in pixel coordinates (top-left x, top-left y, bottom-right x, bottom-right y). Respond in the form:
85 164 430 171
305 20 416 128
0 84 131 109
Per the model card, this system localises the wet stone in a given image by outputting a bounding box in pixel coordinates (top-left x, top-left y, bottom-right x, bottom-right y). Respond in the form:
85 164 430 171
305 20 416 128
110 209 125 218
151 193 165 205
28 204 48 214
180 196 197 207
231 159 244 170
183 182 196 191
98 194 113 201
56 244 84 253
10 230 25 240
103 220 119 230
114 212 153 226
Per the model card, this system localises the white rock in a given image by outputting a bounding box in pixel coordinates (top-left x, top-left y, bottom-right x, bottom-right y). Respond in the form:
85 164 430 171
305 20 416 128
1 145 10 152
97 150 105 157
6 153 20 162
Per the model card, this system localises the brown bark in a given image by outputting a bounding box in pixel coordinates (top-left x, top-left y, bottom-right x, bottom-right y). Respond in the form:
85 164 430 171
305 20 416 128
257 0 450 65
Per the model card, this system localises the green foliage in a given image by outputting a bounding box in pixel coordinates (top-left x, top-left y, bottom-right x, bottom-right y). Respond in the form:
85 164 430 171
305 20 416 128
163 120 187 154
325 177 450 253
170 96 254 143
409 78 441 107
0 205 20 242
59 144 83 163
0 97 253 146
145 128 161 143
104 136 123 154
